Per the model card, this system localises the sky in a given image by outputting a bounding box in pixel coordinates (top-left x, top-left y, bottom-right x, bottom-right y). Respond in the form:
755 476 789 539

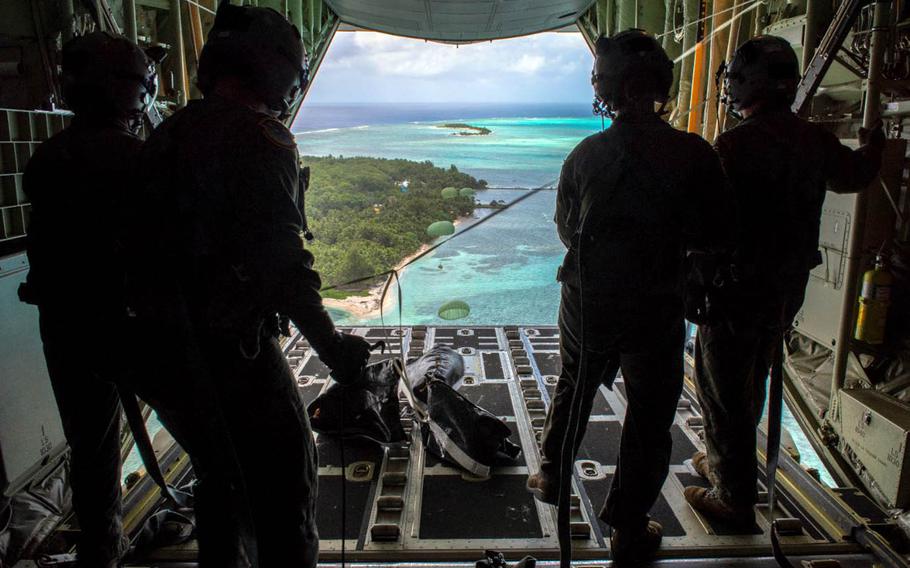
304 31 595 104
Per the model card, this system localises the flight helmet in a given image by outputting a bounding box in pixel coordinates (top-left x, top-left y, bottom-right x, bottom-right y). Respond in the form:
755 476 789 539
197 2 309 120
593 29 674 115
722 35 800 116
61 32 160 128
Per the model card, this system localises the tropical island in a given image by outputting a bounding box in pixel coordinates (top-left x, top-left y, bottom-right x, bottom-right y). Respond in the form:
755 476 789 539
302 155 485 316
437 123 492 136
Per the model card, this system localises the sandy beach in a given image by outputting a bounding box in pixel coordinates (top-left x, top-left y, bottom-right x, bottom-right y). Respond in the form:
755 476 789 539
321 243 432 319
321 215 472 320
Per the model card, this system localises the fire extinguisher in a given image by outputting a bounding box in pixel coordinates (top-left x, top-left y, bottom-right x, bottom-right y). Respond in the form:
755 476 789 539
855 254 893 345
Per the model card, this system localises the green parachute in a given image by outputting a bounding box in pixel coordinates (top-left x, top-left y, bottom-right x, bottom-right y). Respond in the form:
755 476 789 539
441 187 458 199
437 300 470 320
426 220 455 238
459 187 475 197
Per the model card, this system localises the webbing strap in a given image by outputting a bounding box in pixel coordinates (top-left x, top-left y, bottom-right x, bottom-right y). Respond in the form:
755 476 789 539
770 520 797 568
119 388 194 509
766 336 785 517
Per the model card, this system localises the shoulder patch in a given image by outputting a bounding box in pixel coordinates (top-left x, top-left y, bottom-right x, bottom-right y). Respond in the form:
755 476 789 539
258 117 296 150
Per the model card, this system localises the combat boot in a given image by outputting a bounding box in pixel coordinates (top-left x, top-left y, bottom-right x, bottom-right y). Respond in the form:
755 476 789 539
691 451 710 479
683 486 754 526
610 520 662 566
526 472 558 505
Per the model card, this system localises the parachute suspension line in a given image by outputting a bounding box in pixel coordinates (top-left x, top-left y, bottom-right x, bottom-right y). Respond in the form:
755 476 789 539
668 96 711 129
657 0 763 40
182 0 215 15
672 0 764 64
378 269 406 366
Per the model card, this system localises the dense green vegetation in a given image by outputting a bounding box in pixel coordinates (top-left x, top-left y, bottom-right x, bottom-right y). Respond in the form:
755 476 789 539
437 123 492 136
302 155 484 293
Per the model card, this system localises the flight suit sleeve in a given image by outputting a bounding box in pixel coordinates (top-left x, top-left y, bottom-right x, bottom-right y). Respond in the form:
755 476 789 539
821 129 882 194
555 151 579 249
686 138 735 254
228 117 339 358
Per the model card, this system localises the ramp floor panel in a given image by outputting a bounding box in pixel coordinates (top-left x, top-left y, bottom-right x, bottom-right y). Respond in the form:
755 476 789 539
578 421 623 466
316 476 376 540
317 438 385 469
481 352 506 380
458 383 515 417
583 477 687 538
419 475 543 539
300 356 331 380
532 352 561 377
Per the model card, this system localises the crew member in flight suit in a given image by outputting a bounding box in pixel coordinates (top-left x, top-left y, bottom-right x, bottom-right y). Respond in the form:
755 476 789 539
684 35 885 525
526 30 732 565
125 4 371 567
19 33 160 567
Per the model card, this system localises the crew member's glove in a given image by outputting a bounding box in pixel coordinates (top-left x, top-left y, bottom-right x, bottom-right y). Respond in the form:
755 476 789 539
859 119 886 152
323 331 372 385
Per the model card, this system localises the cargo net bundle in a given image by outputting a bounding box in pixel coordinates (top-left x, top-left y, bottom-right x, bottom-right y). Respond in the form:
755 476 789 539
307 345 521 476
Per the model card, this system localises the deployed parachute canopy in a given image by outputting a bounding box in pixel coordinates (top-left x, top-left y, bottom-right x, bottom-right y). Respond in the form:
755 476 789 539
438 300 470 320
459 187 475 197
426 220 456 237
441 187 458 199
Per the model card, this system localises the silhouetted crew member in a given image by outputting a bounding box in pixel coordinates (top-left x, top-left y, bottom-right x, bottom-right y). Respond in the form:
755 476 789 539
19 33 160 567
684 35 884 525
126 4 370 567
526 30 731 565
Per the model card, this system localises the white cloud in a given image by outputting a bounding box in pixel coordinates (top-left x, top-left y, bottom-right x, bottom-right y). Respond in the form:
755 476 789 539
310 31 595 103
509 54 546 74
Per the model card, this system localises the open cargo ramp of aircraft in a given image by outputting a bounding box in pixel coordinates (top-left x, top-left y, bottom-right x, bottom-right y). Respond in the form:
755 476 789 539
108 325 903 567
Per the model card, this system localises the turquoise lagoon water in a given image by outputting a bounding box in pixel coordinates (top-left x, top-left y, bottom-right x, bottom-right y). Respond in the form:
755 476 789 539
296 104 604 326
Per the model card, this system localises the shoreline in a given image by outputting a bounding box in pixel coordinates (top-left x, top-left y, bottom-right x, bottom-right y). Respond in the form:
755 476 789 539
321 242 432 320
321 214 473 320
